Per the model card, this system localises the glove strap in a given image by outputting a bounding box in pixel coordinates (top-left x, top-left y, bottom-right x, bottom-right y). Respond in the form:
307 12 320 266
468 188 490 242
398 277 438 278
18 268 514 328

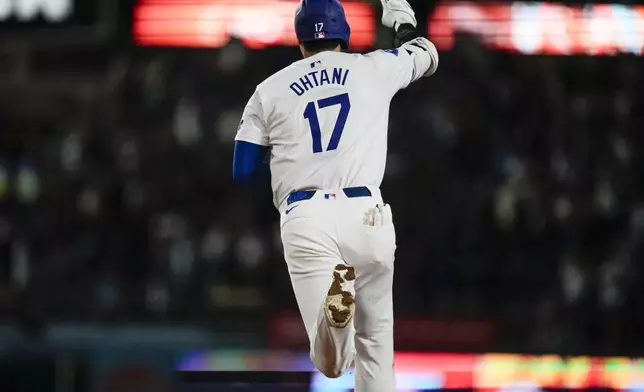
395 23 422 46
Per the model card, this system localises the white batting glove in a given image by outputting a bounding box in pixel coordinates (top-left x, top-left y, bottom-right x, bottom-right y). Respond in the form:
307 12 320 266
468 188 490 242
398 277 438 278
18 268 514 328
380 0 417 30
363 204 393 227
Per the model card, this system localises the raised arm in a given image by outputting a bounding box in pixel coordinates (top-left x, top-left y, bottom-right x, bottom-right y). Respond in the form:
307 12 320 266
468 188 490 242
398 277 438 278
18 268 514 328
366 0 438 93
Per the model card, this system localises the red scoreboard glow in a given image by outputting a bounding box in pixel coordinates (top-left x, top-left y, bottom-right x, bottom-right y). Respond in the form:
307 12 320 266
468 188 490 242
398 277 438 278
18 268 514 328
429 2 644 55
133 0 375 49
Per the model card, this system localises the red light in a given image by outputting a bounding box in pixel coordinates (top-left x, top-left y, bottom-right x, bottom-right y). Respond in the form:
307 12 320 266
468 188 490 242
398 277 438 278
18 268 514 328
133 0 375 49
429 1 644 56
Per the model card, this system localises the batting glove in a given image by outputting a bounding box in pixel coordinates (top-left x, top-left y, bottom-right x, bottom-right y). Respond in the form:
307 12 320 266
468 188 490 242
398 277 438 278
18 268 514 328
363 204 393 227
380 0 417 30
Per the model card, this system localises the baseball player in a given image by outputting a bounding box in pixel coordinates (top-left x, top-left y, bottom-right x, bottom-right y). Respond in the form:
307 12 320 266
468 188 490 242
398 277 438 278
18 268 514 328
232 0 438 390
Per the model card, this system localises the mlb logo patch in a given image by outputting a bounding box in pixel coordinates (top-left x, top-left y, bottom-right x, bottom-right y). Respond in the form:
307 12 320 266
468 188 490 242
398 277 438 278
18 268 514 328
324 193 336 200
310 60 322 68
314 32 326 39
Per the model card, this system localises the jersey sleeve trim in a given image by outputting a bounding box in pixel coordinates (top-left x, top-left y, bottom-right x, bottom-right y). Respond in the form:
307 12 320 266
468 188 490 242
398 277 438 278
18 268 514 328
234 133 269 146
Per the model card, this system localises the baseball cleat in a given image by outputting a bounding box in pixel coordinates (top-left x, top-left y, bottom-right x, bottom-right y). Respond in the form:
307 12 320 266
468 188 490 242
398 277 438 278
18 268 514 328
324 264 356 328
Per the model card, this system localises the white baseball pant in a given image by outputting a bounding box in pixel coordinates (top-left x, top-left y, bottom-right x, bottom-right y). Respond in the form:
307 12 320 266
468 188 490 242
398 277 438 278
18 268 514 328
279 186 397 392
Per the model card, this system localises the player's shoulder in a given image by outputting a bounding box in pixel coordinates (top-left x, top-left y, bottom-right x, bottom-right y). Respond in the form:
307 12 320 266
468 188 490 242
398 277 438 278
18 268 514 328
252 60 309 99
255 66 292 95
363 48 404 60
357 48 408 76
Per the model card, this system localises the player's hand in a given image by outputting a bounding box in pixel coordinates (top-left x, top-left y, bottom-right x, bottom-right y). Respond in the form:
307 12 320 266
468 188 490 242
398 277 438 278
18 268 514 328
380 0 417 30
363 204 393 227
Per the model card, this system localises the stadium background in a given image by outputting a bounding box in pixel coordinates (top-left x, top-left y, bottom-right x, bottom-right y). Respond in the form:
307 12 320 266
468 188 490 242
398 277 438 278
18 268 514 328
0 0 644 391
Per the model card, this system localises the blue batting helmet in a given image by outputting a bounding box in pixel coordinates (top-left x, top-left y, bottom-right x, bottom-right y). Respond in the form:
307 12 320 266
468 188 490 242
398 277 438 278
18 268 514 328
294 0 351 49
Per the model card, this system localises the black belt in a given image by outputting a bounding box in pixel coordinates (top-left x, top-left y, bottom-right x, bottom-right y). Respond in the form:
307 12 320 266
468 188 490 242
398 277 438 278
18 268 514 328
286 186 372 205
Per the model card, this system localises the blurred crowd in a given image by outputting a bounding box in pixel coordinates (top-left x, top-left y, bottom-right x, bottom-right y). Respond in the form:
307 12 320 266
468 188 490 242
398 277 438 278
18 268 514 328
0 34 642 354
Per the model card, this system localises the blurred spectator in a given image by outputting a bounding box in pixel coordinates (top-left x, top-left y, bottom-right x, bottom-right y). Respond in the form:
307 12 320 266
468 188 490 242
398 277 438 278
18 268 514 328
0 34 642 354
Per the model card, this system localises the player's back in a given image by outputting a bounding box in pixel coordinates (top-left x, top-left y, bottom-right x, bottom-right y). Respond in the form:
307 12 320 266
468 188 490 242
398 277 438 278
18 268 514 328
257 51 394 208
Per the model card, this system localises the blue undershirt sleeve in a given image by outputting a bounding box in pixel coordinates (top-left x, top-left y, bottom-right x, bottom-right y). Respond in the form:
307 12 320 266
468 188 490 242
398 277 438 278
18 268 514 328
232 140 270 183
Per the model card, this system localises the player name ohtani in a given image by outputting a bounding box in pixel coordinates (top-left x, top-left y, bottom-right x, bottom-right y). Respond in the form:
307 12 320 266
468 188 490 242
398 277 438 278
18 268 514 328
289 67 350 96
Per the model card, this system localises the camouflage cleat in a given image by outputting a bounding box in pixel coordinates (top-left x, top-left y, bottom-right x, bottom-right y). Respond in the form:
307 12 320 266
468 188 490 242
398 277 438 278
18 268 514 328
324 264 356 328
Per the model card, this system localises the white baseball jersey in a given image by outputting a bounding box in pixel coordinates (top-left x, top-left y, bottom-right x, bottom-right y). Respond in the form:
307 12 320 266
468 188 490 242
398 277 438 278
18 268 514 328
234 42 435 209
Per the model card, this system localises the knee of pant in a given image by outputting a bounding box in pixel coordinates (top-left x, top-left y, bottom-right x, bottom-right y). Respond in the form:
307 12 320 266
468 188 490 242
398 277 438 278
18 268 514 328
365 246 395 272
372 257 395 271
310 353 345 379
317 365 344 379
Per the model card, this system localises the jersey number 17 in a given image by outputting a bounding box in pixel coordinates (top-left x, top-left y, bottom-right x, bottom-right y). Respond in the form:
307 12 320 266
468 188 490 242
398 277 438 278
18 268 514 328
303 93 351 154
